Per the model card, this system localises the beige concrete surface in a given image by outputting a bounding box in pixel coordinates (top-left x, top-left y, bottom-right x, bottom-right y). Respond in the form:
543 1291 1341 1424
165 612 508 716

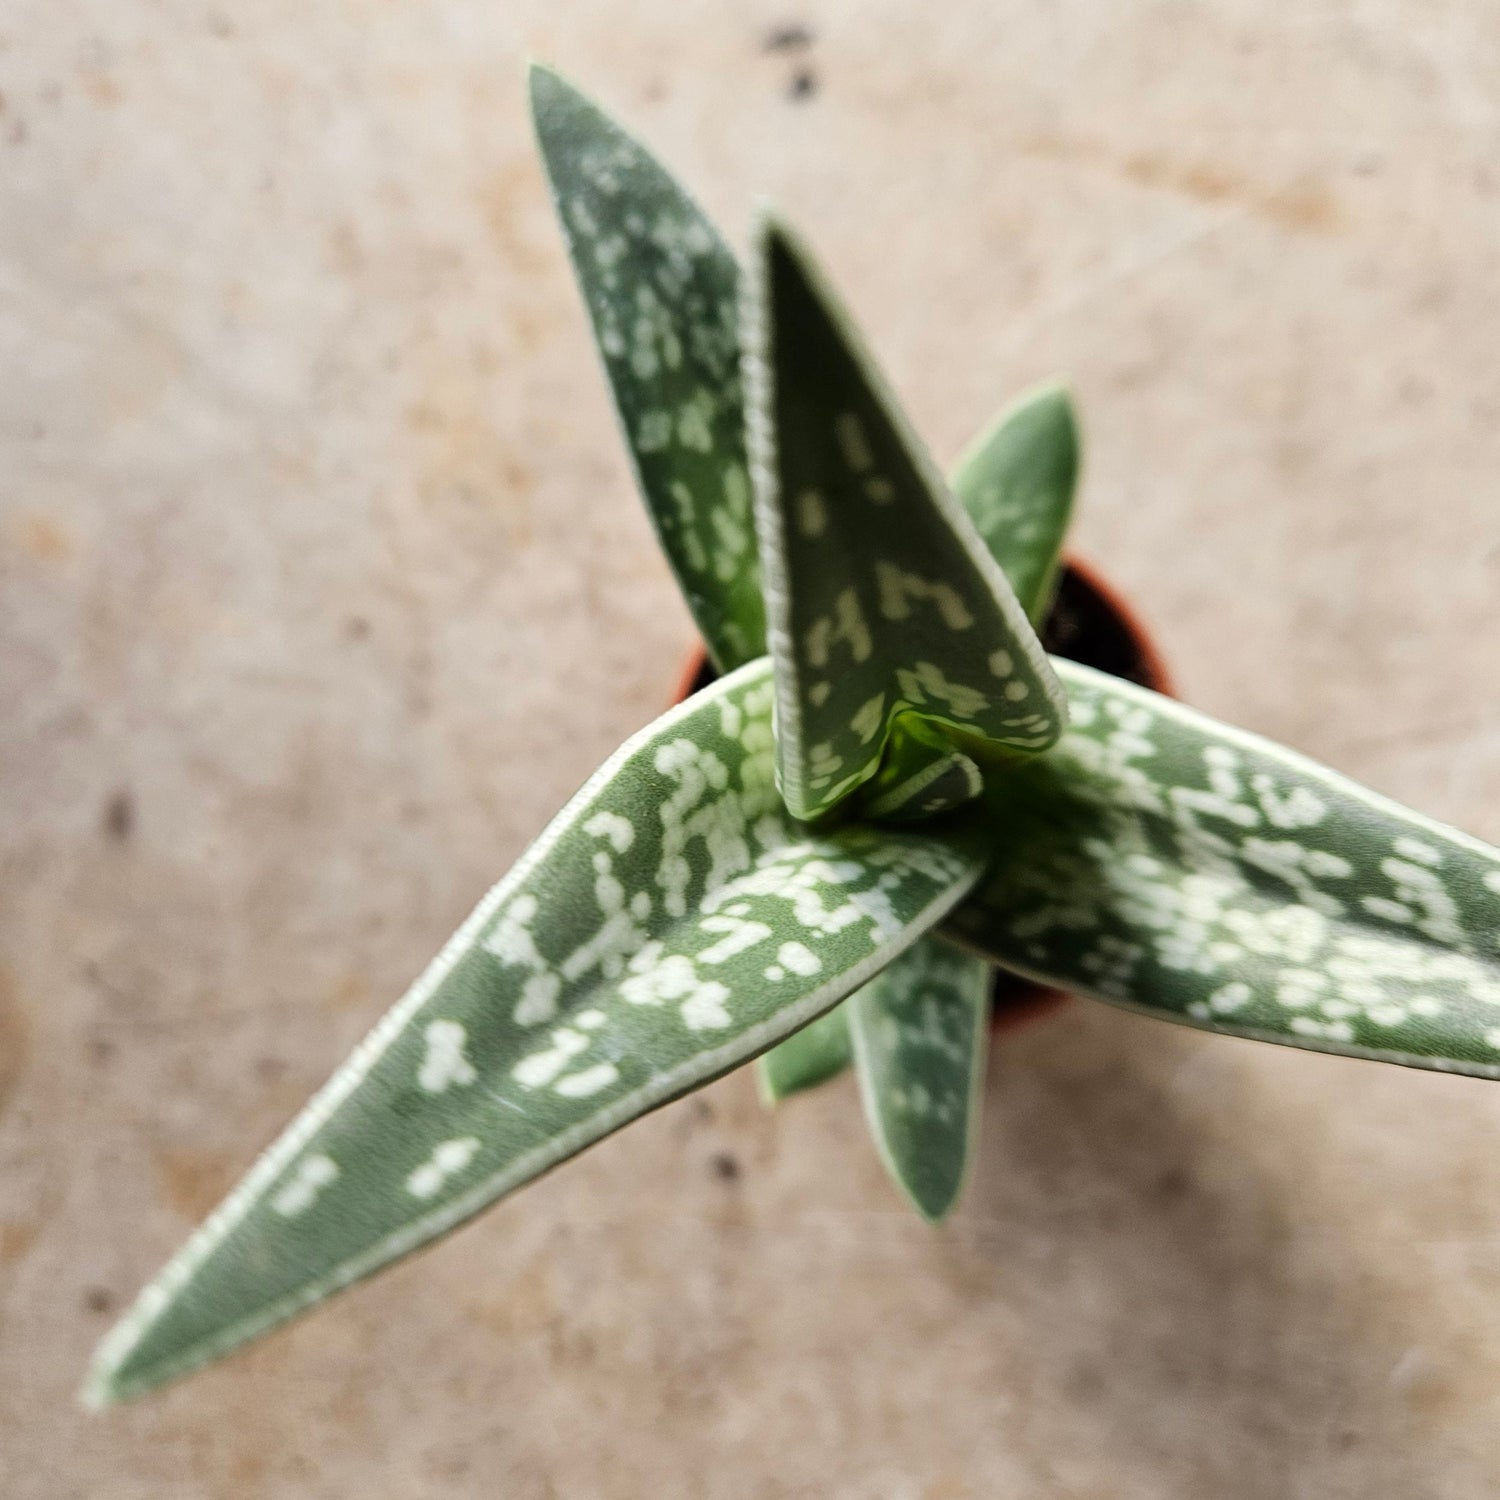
4 2 1500 1495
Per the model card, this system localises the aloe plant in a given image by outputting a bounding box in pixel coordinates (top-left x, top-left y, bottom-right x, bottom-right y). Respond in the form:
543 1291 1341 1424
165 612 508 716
85 66 1500 1407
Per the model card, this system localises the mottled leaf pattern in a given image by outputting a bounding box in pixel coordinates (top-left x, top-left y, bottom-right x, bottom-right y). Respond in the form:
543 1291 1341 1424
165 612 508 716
757 1004 854 1101
743 215 1068 822
85 661 986 1404
951 382 1079 625
948 660 1500 1075
849 938 991 1220
530 65 765 670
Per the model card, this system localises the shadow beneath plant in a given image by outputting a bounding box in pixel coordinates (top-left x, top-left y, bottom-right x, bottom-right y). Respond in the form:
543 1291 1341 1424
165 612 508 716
958 1001 1434 1499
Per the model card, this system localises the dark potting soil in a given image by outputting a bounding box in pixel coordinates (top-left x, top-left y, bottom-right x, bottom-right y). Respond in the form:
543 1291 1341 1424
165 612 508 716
1038 564 1158 686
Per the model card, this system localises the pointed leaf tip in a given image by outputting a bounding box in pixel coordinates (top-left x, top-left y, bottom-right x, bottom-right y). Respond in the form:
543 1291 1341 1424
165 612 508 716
525 60 572 125
849 936 990 1221
744 214 1067 822
532 65 764 671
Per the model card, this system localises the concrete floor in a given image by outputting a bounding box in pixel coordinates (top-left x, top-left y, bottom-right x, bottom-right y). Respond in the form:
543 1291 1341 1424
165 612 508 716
4 2 1500 1495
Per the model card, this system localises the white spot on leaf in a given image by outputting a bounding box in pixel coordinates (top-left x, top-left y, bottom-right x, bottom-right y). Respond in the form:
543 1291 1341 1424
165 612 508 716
407 1138 481 1200
418 1020 478 1093
776 941 821 976
271 1154 339 1218
555 1063 620 1098
513 1027 589 1088
584 811 635 854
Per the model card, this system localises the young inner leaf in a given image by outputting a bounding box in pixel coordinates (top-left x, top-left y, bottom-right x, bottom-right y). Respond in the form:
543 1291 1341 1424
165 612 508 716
744 215 1067 823
858 715 984 823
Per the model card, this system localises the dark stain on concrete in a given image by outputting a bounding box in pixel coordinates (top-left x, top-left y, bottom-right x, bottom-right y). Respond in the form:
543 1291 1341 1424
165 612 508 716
0 1219 41 1269
103 788 134 841
763 22 814 52
787 67 818 103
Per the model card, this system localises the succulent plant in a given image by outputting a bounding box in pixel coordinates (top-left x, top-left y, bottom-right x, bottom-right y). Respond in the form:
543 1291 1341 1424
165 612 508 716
86 66 1500 1407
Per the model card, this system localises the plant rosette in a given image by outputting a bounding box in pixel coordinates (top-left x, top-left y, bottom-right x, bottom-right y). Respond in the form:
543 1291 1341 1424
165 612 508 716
85 67 1500 1408
674 553 1176 1055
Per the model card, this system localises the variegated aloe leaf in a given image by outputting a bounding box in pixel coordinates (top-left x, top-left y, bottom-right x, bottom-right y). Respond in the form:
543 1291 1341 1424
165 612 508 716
948 659 1500 1075
757 1004 855 1101
743 214 1068 823
951 382 1079 625
85 660 987 1405
849 938 991 1220
530 64 764 670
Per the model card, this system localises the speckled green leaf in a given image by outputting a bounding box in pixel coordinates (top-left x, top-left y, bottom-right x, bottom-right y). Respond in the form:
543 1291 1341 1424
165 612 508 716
948 660 1500 1074
530 64 764 670
744 215 1067 823
86 660 987 1405
849 937 991 1220
757 1004 854 1101
951 382 1079 625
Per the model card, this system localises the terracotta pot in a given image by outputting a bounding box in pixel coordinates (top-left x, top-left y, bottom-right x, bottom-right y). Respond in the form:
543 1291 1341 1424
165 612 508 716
670 555 1174 1033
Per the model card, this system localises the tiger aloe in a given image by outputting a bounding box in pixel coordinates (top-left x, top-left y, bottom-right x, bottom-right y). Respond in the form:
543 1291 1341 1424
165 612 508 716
86 66 1500 1406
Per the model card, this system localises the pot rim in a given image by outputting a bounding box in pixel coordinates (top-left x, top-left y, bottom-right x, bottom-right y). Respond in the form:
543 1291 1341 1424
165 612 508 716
1058 552 1175 699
